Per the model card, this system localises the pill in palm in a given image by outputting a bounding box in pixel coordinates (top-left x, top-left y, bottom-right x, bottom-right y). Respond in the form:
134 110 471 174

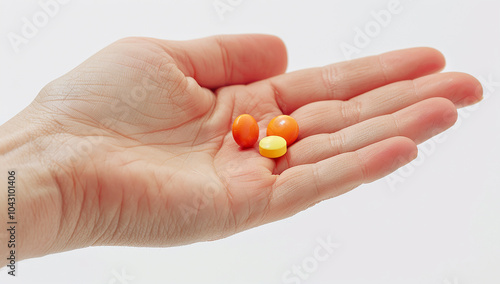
259 136 287 158
266 115 299 146
232 114 259 148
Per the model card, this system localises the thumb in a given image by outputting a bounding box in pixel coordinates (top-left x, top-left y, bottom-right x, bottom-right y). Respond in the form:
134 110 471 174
157 34 288 89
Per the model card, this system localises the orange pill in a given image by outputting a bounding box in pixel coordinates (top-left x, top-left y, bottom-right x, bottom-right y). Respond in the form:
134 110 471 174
266 115 299 146
232 114 259 148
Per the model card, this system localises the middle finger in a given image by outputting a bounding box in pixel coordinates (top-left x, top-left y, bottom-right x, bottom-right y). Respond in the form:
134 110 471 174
292 72 481 139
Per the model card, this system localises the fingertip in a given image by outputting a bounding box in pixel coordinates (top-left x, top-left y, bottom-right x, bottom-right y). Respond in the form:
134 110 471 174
449 72 484 107
381 136 418 162
419 47 446 72
247 34 288 75
391 136 419 161
393 137 419 172
429 97 458 126
381 47 446 79
218 33 288 84
358 136 417 183
419 97 458 124
429 72 483 108
393 98 458 144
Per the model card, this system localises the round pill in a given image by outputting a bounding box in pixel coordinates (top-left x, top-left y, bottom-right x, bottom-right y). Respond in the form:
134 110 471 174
232 114 259 148
266 115 299 146
259 136 287 158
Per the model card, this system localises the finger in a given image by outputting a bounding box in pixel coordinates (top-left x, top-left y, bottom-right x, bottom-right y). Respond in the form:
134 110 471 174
276 98 456 173
293 72 481 139
268 137 417 220
265 47 445 114
350 71 483 110
160 34 288 89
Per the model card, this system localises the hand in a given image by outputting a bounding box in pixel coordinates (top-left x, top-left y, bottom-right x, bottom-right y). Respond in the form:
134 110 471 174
0 35 482 263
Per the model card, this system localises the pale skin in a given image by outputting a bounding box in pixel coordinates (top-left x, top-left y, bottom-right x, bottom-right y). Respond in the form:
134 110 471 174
0 35 482 266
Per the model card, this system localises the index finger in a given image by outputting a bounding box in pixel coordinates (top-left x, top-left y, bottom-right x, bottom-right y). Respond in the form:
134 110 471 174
264 47 445 114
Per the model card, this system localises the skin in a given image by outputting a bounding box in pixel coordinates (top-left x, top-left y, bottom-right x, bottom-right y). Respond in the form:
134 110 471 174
0 34 483 265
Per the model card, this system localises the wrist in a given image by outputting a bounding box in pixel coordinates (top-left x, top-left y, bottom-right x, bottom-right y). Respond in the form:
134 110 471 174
0 108 63 266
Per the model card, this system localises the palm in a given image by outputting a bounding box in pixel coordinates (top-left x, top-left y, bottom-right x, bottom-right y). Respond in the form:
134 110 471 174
35 35 481 249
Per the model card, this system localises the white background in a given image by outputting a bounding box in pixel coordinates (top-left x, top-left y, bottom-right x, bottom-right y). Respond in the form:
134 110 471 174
1 0 499 283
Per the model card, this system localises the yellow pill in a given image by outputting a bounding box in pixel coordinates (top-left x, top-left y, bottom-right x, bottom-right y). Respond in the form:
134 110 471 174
259 136 287 158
